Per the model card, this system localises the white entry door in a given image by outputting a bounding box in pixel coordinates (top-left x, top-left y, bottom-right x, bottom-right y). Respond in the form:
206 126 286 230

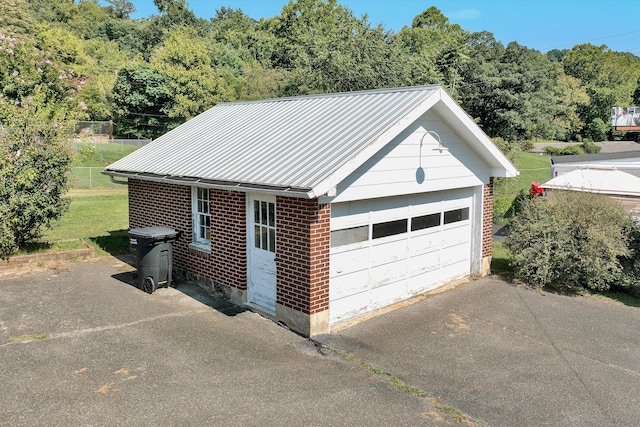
247 194 277 314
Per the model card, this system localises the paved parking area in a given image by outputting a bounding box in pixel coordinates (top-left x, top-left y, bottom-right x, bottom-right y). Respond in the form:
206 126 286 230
0 259 445 426
3 258 640 426
317 277 640 427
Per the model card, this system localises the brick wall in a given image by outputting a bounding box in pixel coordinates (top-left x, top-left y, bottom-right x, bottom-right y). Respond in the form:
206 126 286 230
482 178 494 258
275 197 330 315
128 179 246 291
129 180 191 273
128 180 332 316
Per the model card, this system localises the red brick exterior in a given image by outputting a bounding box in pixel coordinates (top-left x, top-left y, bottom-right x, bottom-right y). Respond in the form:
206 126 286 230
482 178 494 258
275 197 330 315
128 179 246 291
128 179 332 317
128 178 487 320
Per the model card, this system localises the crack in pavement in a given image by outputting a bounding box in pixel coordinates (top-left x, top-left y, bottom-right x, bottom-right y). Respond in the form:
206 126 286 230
0 308 210 347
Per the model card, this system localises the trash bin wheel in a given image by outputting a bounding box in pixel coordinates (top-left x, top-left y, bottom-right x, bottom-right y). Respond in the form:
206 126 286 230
142 276 155 294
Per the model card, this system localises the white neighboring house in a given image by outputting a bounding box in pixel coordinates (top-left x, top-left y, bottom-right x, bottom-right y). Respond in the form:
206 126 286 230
541 167 640 223
551 151 640 179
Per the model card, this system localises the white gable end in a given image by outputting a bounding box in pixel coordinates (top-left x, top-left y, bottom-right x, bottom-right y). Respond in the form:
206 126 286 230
330 110 491 203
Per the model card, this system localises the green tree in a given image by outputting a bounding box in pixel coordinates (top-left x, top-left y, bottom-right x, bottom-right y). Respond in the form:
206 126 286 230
0 97 73 258
147 0 209 42
151 27 238 119
459 39 559 141
67 1 111 39
0 0 36 37
26 0 76 24
587 117 609 142
0 32 76 106
35 26 87 66
236 62 287 101
105 0 135 19
411 6 449 29
96 18 149 57
551 73 589 138
112 63 176 139
562 43 640 139
633 76 640 105
397 7 470 98
267 0 411 94
74 38 129 120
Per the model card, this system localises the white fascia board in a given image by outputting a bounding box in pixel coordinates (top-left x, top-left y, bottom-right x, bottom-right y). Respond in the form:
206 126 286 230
308 89 441 199
438 93 519 178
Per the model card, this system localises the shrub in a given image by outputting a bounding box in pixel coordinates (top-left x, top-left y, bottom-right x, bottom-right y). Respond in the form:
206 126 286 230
0 98 73 259
619 227 640 296
505 191 636 292
560 145 585 155
581 140 601 154
544 145 585 156
518 139 534 152
492 137 517 162
78 143 97 162
544 146 562 156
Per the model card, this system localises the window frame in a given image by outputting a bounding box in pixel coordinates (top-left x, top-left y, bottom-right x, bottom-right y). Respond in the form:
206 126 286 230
443 207 470 225
253 199 276 253
192 187 211 249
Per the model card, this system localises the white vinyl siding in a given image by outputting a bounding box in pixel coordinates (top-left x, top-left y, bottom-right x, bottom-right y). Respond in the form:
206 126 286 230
332 111 492 203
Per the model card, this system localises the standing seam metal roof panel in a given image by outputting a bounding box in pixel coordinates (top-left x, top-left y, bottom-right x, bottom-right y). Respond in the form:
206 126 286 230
106 86 441 190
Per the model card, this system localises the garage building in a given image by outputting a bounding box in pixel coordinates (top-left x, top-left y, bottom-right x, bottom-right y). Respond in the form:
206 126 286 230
105 85 518 336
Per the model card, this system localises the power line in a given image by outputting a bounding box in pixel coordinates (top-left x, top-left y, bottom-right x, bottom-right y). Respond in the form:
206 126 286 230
542 29 640 51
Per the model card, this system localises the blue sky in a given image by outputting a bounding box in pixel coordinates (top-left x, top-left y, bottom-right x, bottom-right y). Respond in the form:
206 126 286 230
129 1 640 55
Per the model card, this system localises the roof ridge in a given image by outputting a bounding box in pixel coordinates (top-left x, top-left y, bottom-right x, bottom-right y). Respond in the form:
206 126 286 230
218 84 442 106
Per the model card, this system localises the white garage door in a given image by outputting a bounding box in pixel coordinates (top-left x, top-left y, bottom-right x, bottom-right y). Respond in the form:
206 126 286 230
329 189 473 325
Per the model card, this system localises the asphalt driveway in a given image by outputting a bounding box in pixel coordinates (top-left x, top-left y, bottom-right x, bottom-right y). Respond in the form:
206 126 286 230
2 259 640 426
317 277 640 427
0 259 443 426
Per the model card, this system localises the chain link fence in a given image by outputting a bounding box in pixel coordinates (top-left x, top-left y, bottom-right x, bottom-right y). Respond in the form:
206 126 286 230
70 167 124 189
70 138 151 188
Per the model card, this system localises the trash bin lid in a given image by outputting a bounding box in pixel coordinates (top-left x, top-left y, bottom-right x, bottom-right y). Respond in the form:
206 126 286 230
128 226 180 240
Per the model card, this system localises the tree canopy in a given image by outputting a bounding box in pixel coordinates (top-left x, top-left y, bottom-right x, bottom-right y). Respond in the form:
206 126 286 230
1 0 639 141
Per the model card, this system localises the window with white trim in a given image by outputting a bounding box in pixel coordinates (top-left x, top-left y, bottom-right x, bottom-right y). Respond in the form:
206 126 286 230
253 200 276 252
192 187 211 248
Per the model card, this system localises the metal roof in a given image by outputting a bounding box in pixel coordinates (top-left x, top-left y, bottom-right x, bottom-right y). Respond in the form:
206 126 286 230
105 85 516 197
106 86 440 189
542 167 640 197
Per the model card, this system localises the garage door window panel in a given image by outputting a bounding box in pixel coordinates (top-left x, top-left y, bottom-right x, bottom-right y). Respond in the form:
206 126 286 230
411 212 441 231
372 219 408 239
331 225 368 248
444 207 470 224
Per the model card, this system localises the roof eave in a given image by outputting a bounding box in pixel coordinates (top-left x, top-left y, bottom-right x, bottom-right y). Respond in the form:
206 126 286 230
436 92 518 178
102 170 312 198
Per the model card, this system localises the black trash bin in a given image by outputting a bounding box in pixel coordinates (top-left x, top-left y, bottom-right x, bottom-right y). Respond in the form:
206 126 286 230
128 226 180 294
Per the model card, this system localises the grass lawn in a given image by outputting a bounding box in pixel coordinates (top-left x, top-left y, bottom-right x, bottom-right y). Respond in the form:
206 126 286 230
71 142 141 166
18 143 140 258
493 151 552 223
490 241 511 277
42 188 130 257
